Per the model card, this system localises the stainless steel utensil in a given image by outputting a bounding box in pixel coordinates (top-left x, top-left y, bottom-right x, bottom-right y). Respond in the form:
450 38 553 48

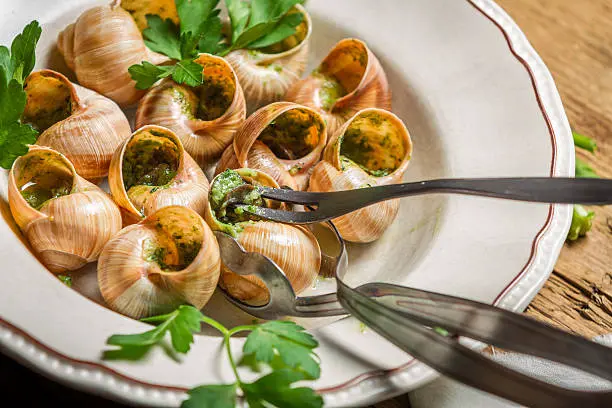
231 177 612 224
214 220 612 408
214 176 612 406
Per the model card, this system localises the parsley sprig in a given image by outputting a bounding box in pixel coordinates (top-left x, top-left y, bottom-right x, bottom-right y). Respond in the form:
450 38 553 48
129 0 223 89
0 21 41 169
129 0 305 90
105 305 323 408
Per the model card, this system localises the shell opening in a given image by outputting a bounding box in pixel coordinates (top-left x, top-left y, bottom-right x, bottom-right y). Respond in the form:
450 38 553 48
22 72 75 133
167 57 237 123
258 7 308 55
195 57 237 121
119 0 178 32
314 40 368 111
13 149 74 210
258 108 325 160
122 129 180 210
339 111 407 177
144 207 204 272
209 169 268 235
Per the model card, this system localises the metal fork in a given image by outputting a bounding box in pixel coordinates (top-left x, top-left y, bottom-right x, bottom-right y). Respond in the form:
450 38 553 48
232 177 612 223
214 219 612 407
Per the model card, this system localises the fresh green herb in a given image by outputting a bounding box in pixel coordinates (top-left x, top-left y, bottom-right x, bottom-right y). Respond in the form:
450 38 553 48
128 0 224 89
568 131 599 241
573 131 597 153
107 305 203 355
223 0 304 55
129 0 306 89
0 21 41 169
105 305 323 408
0 21 41 84
567 204 595 241
57 275 72 287
143 15 183 60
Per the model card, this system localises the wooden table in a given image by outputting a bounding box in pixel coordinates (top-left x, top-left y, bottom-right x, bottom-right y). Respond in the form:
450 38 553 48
374 0 612 406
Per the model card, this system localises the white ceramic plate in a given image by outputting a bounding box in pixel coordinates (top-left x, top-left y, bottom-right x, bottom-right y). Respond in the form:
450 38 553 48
0 0 574 406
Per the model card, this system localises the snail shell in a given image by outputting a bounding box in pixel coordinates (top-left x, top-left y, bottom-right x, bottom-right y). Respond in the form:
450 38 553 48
285 38 391 136
21 69 131 181
57 0 172 107
98 205 221 319
205 169 321 306
225 4 312 111
215 102 327 191
309 108 412 243
8 145 122 273
108 125 210 226
135 54 247 169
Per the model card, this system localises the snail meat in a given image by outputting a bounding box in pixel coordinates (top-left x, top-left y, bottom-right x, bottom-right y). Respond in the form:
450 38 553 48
206 169 321 306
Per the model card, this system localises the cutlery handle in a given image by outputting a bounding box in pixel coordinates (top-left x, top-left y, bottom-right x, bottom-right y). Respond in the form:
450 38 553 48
317 178 612 222
337 280 612 408
381 177 612 205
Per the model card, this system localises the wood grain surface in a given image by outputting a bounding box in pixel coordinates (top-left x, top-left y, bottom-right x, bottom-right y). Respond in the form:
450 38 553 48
373 0 612 406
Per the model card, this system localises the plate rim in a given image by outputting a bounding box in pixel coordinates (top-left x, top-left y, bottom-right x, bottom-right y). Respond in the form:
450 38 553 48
0 0 574 406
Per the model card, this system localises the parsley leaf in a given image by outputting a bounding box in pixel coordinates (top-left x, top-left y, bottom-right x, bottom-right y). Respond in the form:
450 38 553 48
106 305 203 354
0 74 27 125
0 47 10 83
242 369 323 408
143 15 183 60
226 0 251 42
128 61 173 90
249 0 301 27
223 0 304 54
243 320 320 379
9 20 42 84
181 384 237 408
105 306 323 408
129 0 223 89
129 59 201 89
0 122 38 169
176 0 219 37
172 59 204 87
247 12 303 50
197 10 225 55
0 21 41 169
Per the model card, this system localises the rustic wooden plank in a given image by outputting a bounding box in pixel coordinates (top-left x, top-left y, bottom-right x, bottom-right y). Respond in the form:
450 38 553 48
374 0 611 405
495 0 612 337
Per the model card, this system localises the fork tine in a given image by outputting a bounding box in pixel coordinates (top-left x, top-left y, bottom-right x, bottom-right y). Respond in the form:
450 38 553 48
241 205 325 224
257 187 325 205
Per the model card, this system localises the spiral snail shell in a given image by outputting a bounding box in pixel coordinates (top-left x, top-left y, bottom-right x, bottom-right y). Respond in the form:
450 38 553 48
8 146 122 273
309 108 412 243
135 54 247 170
215 102 327 191
285 38 391 136
205 168 321 306
225 4 312 111
21 69 131 181
108 125 210 226
57 0 172 107
98 205 221 319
